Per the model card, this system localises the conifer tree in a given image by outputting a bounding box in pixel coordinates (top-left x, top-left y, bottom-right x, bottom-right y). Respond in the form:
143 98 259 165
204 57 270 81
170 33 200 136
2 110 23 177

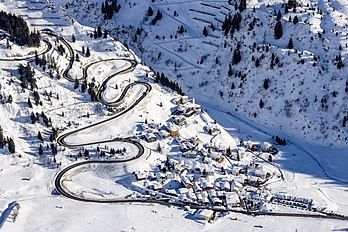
232 45 241 65
0 126 4 149
202 26 208 37
86 47 91 57
293 15 299 24
39 144 43 156
8 138 15 154
274 21 283 39
38 131 43 142
288 37 294 49
239 0 246 12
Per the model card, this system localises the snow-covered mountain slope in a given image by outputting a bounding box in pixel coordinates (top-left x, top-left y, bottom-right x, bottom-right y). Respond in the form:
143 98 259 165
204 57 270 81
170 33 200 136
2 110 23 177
53 0 348 146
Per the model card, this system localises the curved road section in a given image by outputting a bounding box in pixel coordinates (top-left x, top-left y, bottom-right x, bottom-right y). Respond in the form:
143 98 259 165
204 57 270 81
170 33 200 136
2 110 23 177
48 30 152 202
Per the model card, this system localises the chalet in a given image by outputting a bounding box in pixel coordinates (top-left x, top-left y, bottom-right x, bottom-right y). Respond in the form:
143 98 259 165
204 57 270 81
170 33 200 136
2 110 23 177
230 180 243 192
219 181 231 192
206 167 215 176
165 189 178 196
197 148 208 157
135 172 147 181
201 180 214 191
183 151 197 158
196 192 203 202
183 103 201 117
206 124 220 136
180 171 193 188
189 136 201 146
156 172 166 182
187 192 197 202
193 182 202 192
173 115 186 126
247 176 263 187
261 142 278 154
207 189 217 198
158 130 170 139
211 197 223 206
248 143 261 152
195 209 214 221
225 192 240 208
232 166 243 176
168 159 180 169
148 122 158 129
209 152 225 163
254 169 267 179
202 193 210 205
174 105 186 115
140 124 150 132
147 181 163 191
166 172 174 180
178 187 189 195
216 191 225 199
145 133 157 142
181 96 189 104
165 123 179 137
173 97 182 105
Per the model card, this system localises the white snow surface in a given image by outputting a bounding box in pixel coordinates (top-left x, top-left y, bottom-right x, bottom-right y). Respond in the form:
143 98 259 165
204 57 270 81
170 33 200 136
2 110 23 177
0 0 347 231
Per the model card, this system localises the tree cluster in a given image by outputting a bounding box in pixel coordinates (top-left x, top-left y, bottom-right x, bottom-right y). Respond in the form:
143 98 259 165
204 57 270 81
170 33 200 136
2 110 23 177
101 0 120 20
0 92 12 104
151 10 163 25
0 126 15 153
154 72 184 95
0 11 40 47
275 135 287 145
222 12 242 36
18 63 36 89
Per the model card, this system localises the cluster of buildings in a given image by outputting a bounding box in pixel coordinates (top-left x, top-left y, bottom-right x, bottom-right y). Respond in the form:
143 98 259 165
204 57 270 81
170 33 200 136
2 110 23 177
133 95 282 220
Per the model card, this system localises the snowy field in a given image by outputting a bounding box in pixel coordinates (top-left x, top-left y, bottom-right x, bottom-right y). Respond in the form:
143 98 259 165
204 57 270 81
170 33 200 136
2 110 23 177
0 0 347 231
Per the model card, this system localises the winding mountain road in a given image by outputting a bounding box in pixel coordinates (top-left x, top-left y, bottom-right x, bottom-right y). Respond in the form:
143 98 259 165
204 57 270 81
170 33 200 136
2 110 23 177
19 30 344 221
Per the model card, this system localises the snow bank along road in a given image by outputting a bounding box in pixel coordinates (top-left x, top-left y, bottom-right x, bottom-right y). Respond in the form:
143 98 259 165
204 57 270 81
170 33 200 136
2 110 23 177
5 28 346 221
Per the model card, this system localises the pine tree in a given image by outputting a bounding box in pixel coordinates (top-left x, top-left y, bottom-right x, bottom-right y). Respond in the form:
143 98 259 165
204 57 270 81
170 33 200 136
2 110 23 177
85 47 91 57
259 99 264 109
28 98 32 108
288 37 294 49
276 10 282 21
254 57 260 67
39 144 43 156
228 65 233 76
81 79 87 93
202 26 208 37
232 47 241 65
147 6 153 16
0 126 4 149
38 131 43 142
97 25 103 38
226 146 231 156
8 138 15 154
293 15 299 24
268 155 273 162
157 143 162 152
274 21 283 39
263 78 269 90
239 0 246 12
30 112 37 124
